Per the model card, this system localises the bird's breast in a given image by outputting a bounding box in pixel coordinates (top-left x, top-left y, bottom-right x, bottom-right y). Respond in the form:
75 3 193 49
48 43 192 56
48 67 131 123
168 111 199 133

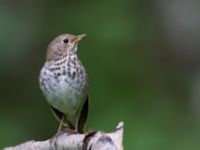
39 58 87 117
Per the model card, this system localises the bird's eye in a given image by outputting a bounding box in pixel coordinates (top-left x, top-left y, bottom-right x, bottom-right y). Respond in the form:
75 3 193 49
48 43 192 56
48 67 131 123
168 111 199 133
63 38 68 43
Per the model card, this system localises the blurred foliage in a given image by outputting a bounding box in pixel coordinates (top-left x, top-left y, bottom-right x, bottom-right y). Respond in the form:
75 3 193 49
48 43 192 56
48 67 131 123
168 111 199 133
0 0 200 149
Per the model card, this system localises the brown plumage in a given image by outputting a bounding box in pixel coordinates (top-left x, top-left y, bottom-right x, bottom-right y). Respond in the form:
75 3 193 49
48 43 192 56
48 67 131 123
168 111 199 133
39 34 88 133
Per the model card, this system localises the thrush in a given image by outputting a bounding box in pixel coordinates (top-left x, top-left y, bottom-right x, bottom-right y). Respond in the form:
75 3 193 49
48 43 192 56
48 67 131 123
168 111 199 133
39 34 88 133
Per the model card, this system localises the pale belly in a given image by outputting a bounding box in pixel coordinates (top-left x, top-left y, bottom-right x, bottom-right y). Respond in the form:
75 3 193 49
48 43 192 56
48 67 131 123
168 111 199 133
39 64 87 119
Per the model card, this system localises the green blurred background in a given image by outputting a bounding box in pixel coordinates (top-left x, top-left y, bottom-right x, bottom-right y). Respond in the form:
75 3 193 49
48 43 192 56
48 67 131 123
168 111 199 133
1 0 200 149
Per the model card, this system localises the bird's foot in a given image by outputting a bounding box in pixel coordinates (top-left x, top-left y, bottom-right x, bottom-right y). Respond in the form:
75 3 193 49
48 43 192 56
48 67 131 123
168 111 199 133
85 128 96 136
51 128 76 142
83 129 97 146
61 128 78 134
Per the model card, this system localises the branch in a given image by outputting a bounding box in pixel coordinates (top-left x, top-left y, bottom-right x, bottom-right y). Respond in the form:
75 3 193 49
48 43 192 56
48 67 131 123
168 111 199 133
3 122 124 150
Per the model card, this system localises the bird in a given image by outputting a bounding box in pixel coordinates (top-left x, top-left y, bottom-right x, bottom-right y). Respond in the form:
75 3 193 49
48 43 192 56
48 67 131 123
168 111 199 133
39 34 88 133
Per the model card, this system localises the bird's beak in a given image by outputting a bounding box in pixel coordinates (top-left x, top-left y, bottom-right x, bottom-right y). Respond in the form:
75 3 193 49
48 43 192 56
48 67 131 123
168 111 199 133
73 34 87 43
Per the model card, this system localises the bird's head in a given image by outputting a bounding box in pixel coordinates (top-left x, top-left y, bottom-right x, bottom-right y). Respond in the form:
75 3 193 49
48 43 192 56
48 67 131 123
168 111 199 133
46 34 86 61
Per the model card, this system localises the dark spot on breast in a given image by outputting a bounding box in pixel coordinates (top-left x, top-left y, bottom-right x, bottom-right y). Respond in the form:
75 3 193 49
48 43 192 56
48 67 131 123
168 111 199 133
80 69 83 75
57 72 61 76
72 72 76 79
50 67 60 71
80 74 84 79
67 63 70 67
63 70 66 75
58 52 63 58
56 59 67 66
54 75 58 79
68 71 71 77
76 79 80 84
76 67 79 72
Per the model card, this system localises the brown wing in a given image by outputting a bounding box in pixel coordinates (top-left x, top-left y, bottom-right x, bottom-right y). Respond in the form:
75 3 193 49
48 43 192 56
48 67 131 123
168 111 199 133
77 95 89 133
50 105 75 129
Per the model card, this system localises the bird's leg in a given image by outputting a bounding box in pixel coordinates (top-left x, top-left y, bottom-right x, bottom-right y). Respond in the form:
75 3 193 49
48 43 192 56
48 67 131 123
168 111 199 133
57 115 65 133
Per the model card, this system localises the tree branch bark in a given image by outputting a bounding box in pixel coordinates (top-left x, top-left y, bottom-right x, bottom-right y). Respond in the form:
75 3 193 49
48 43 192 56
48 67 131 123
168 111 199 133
3 122 124 150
